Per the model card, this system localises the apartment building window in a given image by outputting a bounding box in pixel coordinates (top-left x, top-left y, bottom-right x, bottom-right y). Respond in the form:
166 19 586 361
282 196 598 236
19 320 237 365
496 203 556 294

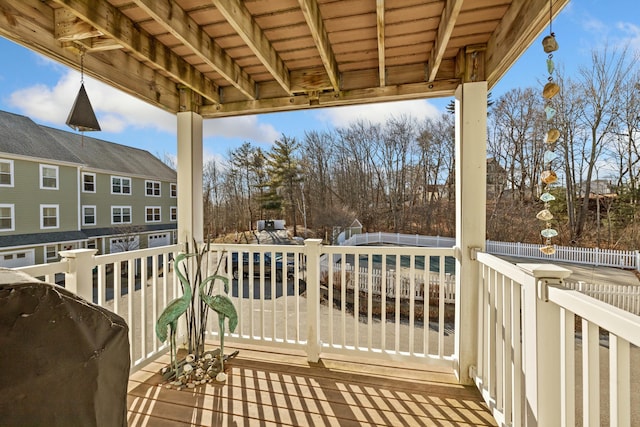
170 183 177 198
40 204 59 229
82 172 96 192
112 206 132 224
40 164 59 190
82 205 96 226
87 239 97 250
146 180 161 197
0 159 13 187
111 176 131 195
170 206 177 222
45 245 58 262
145 206 161 223
0 204 14 231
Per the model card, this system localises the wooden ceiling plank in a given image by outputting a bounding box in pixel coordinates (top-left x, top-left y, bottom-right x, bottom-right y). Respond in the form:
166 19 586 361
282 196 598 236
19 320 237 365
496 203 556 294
132 0 256 100
0 0 180 112
50 0 219 104
485 0 569 88
298 0 340 91
54 7 103 41
428 0 464 82
212 0 291 94
376 0 385 87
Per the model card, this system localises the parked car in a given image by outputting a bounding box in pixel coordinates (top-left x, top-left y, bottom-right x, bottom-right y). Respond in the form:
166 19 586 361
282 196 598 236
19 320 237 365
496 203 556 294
230 252 295 281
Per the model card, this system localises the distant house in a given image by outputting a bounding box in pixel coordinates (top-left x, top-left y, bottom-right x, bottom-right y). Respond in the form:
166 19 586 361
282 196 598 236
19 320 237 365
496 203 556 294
0 110 177 268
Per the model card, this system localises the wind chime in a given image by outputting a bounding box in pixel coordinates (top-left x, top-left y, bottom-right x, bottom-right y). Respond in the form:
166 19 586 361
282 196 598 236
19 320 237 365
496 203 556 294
538 0 560 255
66 48 101 144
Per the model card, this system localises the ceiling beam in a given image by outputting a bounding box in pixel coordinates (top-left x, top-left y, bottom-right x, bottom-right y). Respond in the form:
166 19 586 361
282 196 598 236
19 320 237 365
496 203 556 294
132 0 256 100
0 0 180 112
485 0 570 88
298 0 339 92
428 0 464 82
51 0 219 105
376 0 385 87
200 79 459 118
212 0 291 94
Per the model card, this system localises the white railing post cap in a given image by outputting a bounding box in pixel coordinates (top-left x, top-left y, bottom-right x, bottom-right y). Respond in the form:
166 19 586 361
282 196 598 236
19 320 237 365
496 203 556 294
59 248 98 258
517 263 572 280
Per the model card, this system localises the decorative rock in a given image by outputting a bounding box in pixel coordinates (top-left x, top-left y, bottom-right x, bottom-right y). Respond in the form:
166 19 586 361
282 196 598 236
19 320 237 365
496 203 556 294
543 82 560 99
539 245 556 255
536 209 554 221
541 170 558 184
187 383 196 389
547 58 555 74
540 192 556 202
544 150 557 164
542 34 559 53
185 354 195 363
546 128 560 143
545 106 556 120
183 363 193 373
216 372 227 382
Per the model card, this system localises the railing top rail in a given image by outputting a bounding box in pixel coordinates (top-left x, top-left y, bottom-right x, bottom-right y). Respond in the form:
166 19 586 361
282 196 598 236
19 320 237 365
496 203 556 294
16 260 68 277
94 244 182 265
547 285 640 346
476 251 534 285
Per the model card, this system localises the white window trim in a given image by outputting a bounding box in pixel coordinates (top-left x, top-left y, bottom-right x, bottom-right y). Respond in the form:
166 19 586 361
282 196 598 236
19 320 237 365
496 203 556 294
145 180 161 197
111 175 132 195
170 182 177 198
0 204 15 231
145 206 162 223
45 245 58 261
82 205 97 226
39 164 59 190
40 204 59 229
111 205 132 225
170 206 177 222
82 172 96 193
0 159 14 188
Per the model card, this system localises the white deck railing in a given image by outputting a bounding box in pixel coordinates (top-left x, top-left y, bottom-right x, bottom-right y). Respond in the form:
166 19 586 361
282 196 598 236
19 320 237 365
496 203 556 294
475 251 640 426
12 241 640 426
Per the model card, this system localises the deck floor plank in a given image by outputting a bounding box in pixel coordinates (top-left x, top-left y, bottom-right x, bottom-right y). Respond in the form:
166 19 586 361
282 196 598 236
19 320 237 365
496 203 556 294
128 344 496 426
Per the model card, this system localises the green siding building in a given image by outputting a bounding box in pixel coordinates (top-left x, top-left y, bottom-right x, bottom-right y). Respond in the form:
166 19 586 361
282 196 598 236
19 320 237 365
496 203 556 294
0 110 177 267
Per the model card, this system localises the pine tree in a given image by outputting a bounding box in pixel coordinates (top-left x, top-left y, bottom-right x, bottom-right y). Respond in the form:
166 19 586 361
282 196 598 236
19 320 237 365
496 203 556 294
267 135 302 236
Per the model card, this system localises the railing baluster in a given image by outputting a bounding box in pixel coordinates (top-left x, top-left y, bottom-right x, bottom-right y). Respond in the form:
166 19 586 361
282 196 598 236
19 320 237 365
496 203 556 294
582 319 600 426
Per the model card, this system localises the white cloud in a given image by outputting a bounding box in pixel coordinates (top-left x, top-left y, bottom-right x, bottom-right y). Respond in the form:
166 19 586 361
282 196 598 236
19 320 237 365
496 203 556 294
8 70 282 147
203 115 279 145
314 99 440 128
8 70 175 134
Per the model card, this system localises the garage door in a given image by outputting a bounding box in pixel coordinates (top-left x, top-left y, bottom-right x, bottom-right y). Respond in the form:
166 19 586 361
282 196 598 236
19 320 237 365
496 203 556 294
0 249 35 268
148 233 170 248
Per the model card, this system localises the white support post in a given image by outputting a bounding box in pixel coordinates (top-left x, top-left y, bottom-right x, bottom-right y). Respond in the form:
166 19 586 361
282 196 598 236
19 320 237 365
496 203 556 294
304 238 323 362
454 81 487 384
59 249 98 302
176 110 204 348
518 263 571 426
177 111 204 248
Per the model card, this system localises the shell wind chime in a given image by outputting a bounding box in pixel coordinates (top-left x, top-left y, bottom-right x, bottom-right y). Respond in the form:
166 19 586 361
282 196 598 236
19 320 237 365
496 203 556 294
539 1 560 256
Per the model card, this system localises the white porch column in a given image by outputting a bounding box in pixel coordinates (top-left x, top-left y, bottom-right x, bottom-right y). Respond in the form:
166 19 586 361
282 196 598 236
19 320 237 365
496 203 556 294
454 81 487 384
177 111 204 247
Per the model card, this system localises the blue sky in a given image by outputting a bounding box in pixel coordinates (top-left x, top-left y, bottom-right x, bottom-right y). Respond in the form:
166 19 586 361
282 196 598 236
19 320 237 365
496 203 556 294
0 1 638 165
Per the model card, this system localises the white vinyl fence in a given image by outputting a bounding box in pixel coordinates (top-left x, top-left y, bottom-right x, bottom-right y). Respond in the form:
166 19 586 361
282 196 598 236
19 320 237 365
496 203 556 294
320 259 456 303
342 232 640 270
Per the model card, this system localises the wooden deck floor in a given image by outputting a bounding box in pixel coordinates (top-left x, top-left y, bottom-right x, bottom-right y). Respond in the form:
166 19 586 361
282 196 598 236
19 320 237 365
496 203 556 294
127 344 497 426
